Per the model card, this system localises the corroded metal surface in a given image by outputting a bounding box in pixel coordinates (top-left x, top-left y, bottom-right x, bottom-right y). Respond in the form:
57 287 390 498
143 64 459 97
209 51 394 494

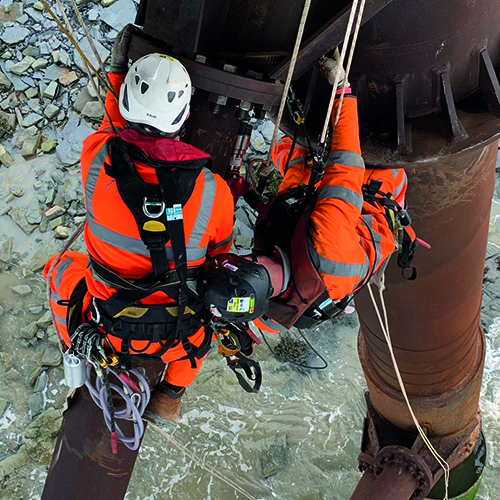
41 359 164 500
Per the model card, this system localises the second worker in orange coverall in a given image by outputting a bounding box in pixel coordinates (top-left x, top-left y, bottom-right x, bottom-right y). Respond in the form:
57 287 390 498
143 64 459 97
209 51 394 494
199 54 417 334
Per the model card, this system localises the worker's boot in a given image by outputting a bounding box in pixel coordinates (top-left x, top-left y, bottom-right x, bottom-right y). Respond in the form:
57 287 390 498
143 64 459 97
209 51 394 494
146 382 185 423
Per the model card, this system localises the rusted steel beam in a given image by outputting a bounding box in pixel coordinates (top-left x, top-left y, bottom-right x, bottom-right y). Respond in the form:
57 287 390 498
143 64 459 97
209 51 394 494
269 0 396 81
128 35 285 106
42 359 164 500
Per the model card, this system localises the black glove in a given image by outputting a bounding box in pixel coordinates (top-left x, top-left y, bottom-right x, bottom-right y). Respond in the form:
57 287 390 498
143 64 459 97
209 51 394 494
110 24 139 74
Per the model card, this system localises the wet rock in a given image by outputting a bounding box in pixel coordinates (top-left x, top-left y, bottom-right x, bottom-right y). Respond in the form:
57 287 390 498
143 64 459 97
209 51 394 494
34 371 48 392
29 306 44 315
0 26 30 45
0 237 14 264
0 110 16 133
5 367 21 381
15 124 38 148
11 186 24 197
73 87 93 113
81 100 104 121
28 366 44 386
259 434 289 478
22 112 43 127
9 56 35 76
0 446 29 480
27 392 44 418
56 116 94 166
45 205 66 220
21 133 41 158
0 145 14 167
102 0 118 5
31 57 48 71
101 0 136 31
49 216 64 229
43 80 58 100
26 208 42 224
31 244 56 272
41 345 62 367
0 398 8 419
8 207 38 234
0 71 12 88
0 2 24 22
26 87 38 99
22 407 63 464
36 310 53 327
11 284 33 297
74 37 110 72
53 226 70 239
44 103 59 120
41 138 57 153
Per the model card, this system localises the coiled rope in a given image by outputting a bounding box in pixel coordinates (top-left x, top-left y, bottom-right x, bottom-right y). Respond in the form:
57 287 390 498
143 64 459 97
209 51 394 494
367 275 450 500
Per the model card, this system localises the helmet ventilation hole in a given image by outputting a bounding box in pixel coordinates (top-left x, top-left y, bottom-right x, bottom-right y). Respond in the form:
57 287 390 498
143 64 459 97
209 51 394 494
122 84 130 111
167 91 175 102
134 75 140 85
140 82 150 94
178 90 184 98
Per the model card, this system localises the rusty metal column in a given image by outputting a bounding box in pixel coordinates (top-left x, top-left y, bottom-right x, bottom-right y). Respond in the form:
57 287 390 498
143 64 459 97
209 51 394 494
352 141 497 497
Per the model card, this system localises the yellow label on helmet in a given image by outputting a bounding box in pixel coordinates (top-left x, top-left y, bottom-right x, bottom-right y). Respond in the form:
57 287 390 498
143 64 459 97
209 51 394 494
227 297 255 314
159 54 177 62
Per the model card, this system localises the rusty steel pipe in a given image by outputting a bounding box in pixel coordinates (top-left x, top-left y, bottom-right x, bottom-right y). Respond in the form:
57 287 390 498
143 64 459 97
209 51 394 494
42 359 164 500
355 464 419 500
350 470 378 499
355 141 497 438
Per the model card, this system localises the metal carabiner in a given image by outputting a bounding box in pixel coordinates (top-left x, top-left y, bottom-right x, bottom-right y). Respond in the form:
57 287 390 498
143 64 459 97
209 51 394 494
142 197 165 219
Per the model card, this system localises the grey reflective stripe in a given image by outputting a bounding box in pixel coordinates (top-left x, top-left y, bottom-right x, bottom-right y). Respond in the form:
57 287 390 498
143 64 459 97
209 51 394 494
260 316 287 333
289 156 305 167
362 215 383 270
308 239 369 278
327 150 365 169
188 169 216 250
87 214 209 262
50 258 72 303
85 142 109 218
51 308 67 326
394 171 407 197
208 233 233 249
391 169 399 179
317 185 362 210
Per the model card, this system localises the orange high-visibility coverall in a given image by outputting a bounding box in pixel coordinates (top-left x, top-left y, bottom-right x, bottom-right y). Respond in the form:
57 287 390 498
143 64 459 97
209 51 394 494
44 72 234 387
255 95 407 334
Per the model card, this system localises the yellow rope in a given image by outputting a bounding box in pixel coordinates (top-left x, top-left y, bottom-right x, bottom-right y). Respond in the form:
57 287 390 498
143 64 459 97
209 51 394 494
367 275 450 499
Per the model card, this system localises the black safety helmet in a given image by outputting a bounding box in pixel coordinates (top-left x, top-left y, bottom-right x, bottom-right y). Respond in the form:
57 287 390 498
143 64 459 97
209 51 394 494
198 253 272 322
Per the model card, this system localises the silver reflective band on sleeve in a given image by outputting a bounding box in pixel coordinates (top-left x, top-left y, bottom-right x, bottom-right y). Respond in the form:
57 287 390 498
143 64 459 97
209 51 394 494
84 143 110 218
308 239 370 278
288 156 305 167
188 169 216 251
317 185 363 210
208 234 233 249
394 171 408 198
51 309 67 326
392 169 399 179
327 150 365 169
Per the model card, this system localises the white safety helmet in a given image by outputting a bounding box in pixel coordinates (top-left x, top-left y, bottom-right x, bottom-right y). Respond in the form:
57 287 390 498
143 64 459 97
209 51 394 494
119 53 192 134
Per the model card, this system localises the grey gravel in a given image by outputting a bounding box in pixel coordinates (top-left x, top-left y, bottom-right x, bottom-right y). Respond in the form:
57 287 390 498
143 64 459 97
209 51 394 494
11 284 33 297
0 26 30 45
41 346 62 367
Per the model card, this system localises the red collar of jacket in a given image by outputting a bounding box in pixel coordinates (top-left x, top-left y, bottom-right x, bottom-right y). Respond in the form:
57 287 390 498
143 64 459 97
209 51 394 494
119 129 211 162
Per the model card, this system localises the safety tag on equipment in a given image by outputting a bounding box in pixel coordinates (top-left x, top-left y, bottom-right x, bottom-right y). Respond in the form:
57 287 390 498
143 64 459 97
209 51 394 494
227 296 255 314
224 263 238 272
166 204 183 221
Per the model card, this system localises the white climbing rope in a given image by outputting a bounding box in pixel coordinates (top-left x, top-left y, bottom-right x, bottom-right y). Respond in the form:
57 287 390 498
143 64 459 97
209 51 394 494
367 275 450 500
266 0 312 167
149 422 258 500
320 0 365 143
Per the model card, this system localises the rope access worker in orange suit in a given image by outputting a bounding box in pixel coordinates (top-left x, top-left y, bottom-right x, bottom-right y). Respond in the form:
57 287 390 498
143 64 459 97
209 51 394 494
44 25 234 422
199 53 417 334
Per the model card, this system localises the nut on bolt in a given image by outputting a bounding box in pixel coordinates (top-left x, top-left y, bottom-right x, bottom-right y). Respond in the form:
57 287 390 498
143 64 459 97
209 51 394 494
195 55 206 63
223 63 237 73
